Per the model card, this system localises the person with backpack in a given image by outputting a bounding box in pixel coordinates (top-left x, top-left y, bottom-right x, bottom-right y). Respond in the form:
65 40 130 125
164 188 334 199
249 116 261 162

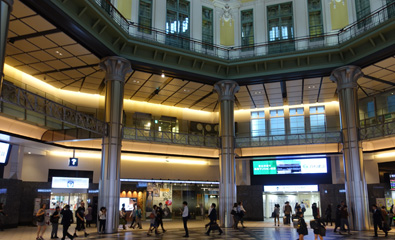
231 202 239 229
60 205 74 240
132 205 142 229
147 205 159 236
50 206 60 239
296 211 308 240
311 212 326 240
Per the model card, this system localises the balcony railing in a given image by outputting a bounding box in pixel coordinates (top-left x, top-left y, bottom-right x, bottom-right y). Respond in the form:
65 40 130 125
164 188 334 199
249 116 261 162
0 81 106 135
235 131 342 148
93 0 395 60
122 127 219 148
360 120 395 140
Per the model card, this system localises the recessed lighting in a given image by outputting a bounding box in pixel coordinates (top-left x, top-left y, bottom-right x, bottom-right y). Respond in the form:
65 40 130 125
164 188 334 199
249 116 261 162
28 152 31 154
133 80 140 83
161 73 165 78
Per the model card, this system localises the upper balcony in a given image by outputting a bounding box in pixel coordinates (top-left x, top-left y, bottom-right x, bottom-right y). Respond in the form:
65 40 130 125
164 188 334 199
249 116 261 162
33 0 395 84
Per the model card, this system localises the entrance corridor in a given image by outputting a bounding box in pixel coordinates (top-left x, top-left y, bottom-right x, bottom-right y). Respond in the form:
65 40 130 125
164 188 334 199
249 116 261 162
0 220 392 240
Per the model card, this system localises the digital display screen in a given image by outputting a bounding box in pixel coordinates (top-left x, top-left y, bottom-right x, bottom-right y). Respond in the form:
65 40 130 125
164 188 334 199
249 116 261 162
390 174 395 191
51 177 89 189
0 142 11 164
253 158 327 175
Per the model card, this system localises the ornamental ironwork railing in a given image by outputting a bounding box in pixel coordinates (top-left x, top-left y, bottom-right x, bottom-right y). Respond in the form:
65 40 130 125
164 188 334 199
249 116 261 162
359 120 395 140
93 0 395 60
122 127 219 148
235 131 342 148
0 81 106 135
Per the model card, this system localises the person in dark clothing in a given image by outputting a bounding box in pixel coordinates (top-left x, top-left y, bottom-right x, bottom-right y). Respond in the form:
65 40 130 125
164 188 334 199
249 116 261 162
157 203 166 233
0 203 7 231
312 203 319 219
181 201 189 237
205 203 223 236
372 204 385 237
50 206 61 239
380 206 389 237
296 212 308 240
339 205 350 235
74 202 89 237
60 205 74 240
333 205 341 232
312 213 326 240
325 204 332 226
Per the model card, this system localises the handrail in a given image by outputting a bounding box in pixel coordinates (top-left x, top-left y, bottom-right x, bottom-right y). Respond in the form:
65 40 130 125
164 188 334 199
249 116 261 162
92 0 395 60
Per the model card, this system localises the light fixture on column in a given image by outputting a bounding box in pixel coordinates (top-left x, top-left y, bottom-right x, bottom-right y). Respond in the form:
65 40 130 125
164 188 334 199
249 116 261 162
330 0 345 9
161 72 165 78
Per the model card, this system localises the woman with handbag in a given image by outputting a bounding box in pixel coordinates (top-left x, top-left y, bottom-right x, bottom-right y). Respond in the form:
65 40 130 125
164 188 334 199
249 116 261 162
36 203 47 240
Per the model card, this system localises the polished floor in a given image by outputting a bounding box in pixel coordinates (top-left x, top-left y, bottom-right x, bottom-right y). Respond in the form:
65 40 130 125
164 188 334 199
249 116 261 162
0 220 393 240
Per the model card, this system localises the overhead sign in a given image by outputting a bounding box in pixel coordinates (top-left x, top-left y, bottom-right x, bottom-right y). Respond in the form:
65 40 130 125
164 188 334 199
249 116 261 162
253 158 327 175
69 158 78 167
264 185 318 192
0 142 11 164
51 177 89 189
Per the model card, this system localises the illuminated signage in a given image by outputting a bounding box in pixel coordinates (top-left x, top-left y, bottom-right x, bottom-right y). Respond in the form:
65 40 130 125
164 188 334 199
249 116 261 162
390 174 395 191
264 185 318 192
0 142 11 164
253 158 327 175
69 158 78 167
51 177 89 189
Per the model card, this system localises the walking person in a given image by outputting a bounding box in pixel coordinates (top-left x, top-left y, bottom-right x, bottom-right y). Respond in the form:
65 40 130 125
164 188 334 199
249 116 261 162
388 205 394 227
132 205 142 229
333 205 341 232
98 207 106 234
129 204 137 228
325 204 332 226
147 205 159 236
273 204 280 227
157 202 166 232
284 201 292 225
231 203 239 229
36 203 47 240
205 203 223 236
85 205 93 228
339 205 350 235
296 211 308 240
73 202 89 237
380 206 389 237
312 213 326 240
372 204 384 237
0 203 7 231
312 203 319 219
119 203 127 230
182 201 189 237
60 205 74 240
238 201 246 228
50 206 61 239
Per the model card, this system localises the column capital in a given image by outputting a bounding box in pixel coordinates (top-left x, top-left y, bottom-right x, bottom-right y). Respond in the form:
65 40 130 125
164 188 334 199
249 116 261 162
214 80 240 101
2 0 13 9
330 65 363 90
100 56 132 82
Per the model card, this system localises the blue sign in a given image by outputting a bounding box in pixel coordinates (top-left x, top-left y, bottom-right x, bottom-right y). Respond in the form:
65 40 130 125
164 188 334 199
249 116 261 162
69 158 78 167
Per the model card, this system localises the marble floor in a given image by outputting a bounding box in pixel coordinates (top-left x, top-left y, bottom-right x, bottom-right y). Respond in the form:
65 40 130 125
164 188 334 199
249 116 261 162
0 220 393 240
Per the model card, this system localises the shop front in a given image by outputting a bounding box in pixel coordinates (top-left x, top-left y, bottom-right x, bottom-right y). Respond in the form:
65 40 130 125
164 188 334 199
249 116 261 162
263 185 320 219
120 179 219 221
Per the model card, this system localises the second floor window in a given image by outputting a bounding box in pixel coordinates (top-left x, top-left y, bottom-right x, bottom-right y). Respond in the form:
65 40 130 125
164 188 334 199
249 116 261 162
355 0 371 28
270 109 285 135
307 0 324 41
251 111 265 137
241 9 254 51
166 0 190 49
202 7 213 50
310 106 325 132
267 2 294 53
388 94 395 113
290 108 305 134
138 0 152 34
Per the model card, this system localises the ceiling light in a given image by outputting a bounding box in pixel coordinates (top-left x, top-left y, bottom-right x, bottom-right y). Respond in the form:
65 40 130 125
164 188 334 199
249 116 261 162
161 73 165 78
376 151 395 158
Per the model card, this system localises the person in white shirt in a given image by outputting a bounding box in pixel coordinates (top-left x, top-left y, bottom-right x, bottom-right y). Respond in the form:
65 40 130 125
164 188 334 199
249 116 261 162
181 201 189 237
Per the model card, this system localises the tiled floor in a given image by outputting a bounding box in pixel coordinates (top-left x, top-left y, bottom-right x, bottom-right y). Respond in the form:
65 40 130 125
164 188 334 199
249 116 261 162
0 219 393 240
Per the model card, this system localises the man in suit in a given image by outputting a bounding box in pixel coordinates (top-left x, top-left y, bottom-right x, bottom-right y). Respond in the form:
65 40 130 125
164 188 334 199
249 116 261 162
206 203 223 236
372 204 383 237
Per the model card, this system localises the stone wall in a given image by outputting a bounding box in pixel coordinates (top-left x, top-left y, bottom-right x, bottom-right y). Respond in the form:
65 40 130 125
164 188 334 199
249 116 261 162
237 185 263 221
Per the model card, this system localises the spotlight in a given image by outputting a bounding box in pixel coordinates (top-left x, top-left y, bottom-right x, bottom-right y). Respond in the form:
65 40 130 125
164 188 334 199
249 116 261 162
161 73 165 78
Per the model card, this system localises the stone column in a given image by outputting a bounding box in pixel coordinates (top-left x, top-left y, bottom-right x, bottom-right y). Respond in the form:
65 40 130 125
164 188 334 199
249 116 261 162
330 65 369 231
99 56 131 233
0 0 13 97
214 80 239 228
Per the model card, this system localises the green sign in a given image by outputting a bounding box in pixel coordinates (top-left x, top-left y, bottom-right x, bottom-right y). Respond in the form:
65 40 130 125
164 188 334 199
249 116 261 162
253 161 277 175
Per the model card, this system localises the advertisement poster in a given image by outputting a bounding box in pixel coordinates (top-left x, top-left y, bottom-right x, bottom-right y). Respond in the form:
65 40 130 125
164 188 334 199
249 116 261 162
376 198 386 208
253 158 327 175
386 198 393 211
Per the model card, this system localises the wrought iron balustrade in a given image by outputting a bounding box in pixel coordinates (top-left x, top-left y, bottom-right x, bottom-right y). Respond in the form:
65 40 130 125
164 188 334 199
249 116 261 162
0 81 106 135
122 127 219 148
93 0 395 60
360 120 395 140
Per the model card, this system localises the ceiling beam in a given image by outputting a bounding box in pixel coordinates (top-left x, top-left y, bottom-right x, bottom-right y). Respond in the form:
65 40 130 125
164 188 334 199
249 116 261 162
129 74 153 99
301 79 305 104
262 84 270 107
363 75 395 86
316 77 323 103
358 84 369 97
280 81 287 105
8 29 62 43
145 77 174 102
189 91 214 108
246 86 257 109
32 64 98 76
